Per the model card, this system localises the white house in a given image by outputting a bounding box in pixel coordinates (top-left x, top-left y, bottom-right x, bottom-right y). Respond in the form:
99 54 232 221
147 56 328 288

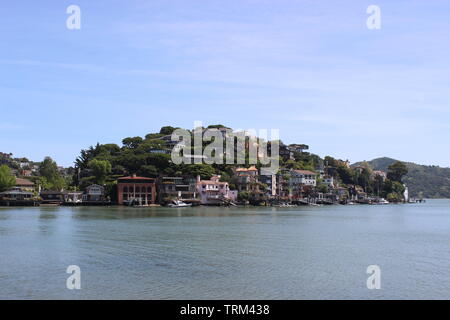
291 170 317 187
83 184 106 202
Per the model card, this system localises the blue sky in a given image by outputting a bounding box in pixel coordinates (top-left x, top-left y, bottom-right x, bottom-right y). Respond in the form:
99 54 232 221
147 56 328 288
1 0 450 167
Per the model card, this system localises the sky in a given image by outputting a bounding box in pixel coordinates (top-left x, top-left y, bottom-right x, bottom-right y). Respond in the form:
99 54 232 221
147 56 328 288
1 0 450 167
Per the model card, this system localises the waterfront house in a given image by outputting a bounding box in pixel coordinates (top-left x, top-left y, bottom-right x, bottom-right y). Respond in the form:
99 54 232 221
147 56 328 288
0 189 33 201
157 176 197 204
117 175 156 205
83 184 106 202
40 191 65 205
0 188 37 206
196 175 236 205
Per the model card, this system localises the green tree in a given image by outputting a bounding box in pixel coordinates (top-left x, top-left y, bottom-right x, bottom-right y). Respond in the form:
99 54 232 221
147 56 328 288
88 159 112 185
355 168 371 191
0 165 16 192
373 175 384 196
386 192 401 202
37 176 51 191
145 133 165 140
116 151 146 174
336 165 354 185
182 164 216 179
138 165 158 178
316 183 328 194
324 156 338 168
391 181 405 195
38 157 66 191
382 179 405 200
122 137 143 149
159 126 178 135
387 161 408 182
39 157 59 180
238 191 250 202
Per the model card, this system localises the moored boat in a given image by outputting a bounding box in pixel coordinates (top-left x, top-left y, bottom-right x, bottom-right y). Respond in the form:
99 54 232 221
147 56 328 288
167 200 192 208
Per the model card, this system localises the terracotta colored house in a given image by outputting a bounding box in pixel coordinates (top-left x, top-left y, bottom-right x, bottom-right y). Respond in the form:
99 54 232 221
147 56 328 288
117 176 156 205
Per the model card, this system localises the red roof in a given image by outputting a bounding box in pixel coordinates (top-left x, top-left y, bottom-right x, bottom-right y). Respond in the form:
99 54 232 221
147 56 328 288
118 176 155 181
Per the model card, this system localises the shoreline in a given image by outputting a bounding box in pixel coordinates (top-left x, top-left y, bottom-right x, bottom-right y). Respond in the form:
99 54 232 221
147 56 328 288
0 201 425 208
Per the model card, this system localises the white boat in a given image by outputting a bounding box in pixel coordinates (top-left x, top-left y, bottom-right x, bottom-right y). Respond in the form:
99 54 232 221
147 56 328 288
167 200 192 208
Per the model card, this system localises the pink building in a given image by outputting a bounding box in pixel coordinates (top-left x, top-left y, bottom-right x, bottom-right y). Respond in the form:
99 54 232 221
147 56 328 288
196 175 236 205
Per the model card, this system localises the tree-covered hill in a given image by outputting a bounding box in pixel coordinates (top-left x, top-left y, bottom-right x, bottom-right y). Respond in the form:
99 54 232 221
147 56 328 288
353 157 450 198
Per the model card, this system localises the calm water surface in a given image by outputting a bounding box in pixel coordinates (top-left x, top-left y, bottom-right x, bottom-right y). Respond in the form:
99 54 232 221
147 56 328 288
1 200 450 299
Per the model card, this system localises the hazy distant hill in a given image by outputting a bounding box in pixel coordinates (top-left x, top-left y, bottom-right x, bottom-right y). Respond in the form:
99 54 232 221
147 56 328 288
353 157 450 199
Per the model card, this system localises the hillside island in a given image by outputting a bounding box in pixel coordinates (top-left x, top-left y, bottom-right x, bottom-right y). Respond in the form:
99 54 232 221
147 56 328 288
0 125 439 208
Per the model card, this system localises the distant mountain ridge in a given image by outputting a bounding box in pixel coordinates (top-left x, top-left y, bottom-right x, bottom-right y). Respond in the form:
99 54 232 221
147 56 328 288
353 157 450 199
